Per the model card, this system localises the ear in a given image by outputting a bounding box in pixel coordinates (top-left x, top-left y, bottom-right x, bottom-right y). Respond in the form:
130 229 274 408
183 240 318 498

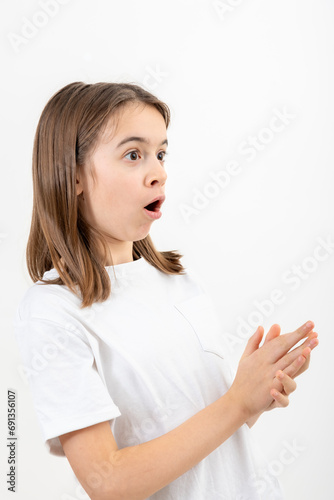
76 167 84 196
76 177 83 196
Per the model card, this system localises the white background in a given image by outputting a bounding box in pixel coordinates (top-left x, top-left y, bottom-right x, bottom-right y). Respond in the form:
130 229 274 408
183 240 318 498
1 0 333 499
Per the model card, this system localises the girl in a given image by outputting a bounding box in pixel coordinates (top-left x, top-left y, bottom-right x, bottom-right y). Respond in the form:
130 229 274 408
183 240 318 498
13 81 319 500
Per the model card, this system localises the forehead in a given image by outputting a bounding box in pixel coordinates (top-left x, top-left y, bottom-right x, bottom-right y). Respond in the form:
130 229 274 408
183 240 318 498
100 102 166 146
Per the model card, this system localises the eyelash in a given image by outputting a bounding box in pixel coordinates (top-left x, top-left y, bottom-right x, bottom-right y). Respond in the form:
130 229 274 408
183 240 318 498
124 150 168 162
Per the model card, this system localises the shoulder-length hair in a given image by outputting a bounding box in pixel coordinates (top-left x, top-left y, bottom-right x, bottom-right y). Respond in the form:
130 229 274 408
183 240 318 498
26 81 186 308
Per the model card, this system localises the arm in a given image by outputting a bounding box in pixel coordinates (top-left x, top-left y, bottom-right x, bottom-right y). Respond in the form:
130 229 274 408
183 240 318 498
60 390 248 500
247 411 264 428
59 320 318 500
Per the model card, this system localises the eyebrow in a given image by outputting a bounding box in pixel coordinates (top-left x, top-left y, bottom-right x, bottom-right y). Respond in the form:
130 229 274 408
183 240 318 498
116 136 168 149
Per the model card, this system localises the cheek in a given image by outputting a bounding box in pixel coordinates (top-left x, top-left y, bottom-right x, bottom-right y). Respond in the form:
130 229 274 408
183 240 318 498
94 176 140 213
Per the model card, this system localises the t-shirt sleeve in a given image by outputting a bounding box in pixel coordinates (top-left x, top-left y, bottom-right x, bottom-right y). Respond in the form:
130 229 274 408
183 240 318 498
13 313 121 457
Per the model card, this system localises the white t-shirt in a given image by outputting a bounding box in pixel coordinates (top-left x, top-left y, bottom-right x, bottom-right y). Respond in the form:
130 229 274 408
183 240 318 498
13 256 284 499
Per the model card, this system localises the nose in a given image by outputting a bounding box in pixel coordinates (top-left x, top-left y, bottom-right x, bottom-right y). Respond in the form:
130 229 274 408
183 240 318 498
145 159 167 187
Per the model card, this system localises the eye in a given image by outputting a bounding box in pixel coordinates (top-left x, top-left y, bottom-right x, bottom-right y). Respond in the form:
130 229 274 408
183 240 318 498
124 150 168 162
124 150 141 161
158 150 168 162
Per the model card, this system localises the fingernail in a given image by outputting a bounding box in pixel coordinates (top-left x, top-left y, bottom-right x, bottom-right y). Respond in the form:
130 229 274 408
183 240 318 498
304 321 314 330
308 338 318 348
277 371 284 379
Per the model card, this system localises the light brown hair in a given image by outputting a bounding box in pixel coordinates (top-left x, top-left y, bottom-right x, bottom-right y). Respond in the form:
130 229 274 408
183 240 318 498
26 81 186 308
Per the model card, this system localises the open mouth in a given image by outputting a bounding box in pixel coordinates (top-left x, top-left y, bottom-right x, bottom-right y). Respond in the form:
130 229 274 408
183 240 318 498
144 200 161 212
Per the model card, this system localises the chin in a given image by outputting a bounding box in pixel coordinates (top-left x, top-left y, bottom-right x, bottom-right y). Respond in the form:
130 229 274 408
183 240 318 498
133 227 151 241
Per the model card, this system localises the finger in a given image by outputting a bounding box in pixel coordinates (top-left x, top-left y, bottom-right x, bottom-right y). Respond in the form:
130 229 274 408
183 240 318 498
263 323 281 344
293 351 311 378
267 320 315 363
271 388 289 408
242 326 264 358
275 370 297 395
285 331 318 357
282 349 309 379
279 335 319 372
271 376 283 394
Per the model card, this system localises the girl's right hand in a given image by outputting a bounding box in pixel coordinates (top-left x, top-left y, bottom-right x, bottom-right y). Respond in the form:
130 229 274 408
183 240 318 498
227 321 318 419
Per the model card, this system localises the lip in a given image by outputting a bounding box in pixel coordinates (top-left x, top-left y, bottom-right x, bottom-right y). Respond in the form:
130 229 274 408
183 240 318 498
144 195 166 208
143 194 165 220
143 207 163 220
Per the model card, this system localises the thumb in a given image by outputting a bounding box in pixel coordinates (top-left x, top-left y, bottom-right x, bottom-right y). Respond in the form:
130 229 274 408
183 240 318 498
241 326 264 359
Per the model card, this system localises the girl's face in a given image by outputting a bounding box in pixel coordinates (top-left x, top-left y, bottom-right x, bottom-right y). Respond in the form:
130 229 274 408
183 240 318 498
76 102 168 262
